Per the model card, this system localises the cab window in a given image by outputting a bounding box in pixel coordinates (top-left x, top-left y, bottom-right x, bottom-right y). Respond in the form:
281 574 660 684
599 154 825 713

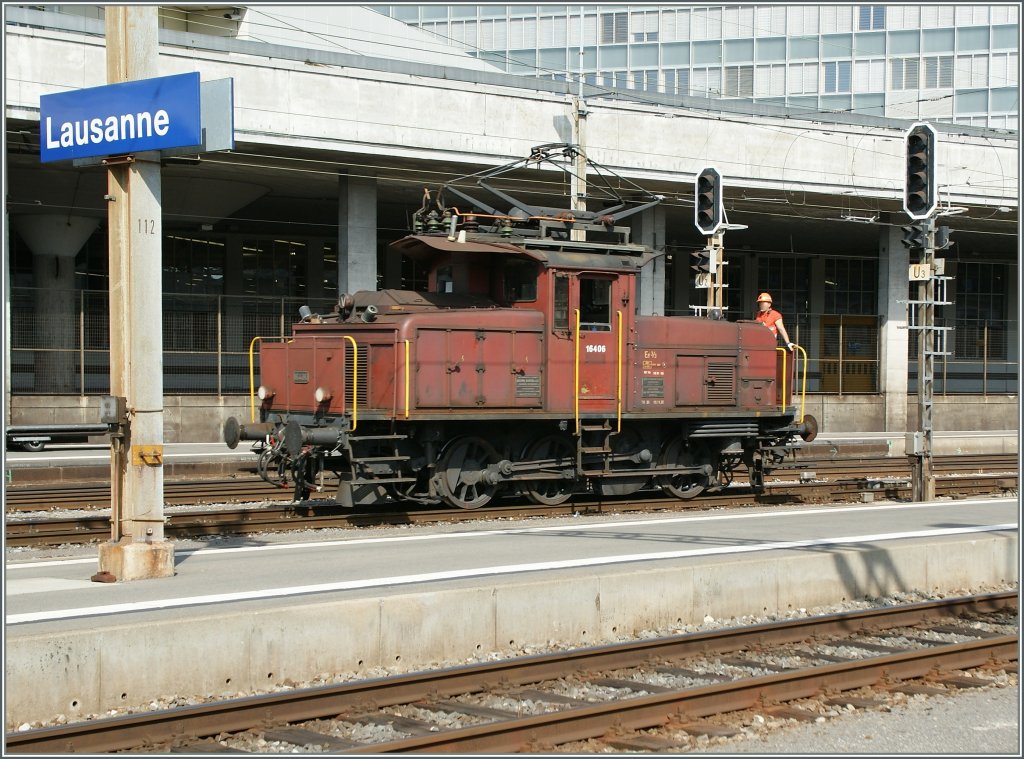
503 259 538 303
579 276 612 331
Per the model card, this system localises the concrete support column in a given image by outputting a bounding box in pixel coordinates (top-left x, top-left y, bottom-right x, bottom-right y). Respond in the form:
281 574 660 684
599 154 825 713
97 5 174 581
634 206 666 315
338 171 378 294
806 257 826 352
14 214 98 394
879 223 909 432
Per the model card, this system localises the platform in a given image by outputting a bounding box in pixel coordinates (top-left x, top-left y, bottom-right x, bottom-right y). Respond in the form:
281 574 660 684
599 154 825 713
4 496 1017 727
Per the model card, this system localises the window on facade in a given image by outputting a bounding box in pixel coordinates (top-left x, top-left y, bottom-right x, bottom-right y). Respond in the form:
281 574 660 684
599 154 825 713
641 70 660 92
788 62 818 94
955 262 1008 360
755 63 786 97
664 68 690 95
823 60 852 93
890 58 919 90
567 13 597 46
691 7 722 40
956 54 989 88
724 65 754 97
853 59 885 92
600 11 627 44
691 66 722 96
660 9 689 42
757 257 810 319
824 259 878 314
858 5 885 30
163 235 226 294
450 20 477 48
322 242 338 299
923 55 954 88
538 15 567 48
242 239 306 297
631 10 658 42
990 52 1019 87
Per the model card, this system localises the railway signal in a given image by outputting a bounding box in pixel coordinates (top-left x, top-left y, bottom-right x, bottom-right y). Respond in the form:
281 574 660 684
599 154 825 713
691 246 716 273
900 223 927 250
934 225 953 250
694 167 724 235
904 122 937 220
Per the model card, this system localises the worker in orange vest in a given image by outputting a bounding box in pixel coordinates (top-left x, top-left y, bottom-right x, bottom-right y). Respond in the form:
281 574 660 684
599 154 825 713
755 293 795 350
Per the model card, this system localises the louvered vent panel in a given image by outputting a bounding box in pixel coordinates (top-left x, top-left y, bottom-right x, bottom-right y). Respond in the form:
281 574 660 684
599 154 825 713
706 362 736 404
344 344 369 408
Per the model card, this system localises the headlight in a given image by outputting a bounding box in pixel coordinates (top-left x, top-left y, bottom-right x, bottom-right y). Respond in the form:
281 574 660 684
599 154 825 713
257 385 274 400
314 387 332 403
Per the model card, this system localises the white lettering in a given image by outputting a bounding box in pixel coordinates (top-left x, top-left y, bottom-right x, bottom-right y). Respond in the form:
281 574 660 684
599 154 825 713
153 109 169 136
119 113 135 140
73 119 89 146
45 117 59 149
136 110 152 137
45 109 178 153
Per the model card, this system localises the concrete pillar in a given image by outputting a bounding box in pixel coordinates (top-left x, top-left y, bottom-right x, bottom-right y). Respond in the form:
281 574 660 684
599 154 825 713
97 5 174 581
878 223 909 432
13 214 98 394
634 206 666 315
338 171 378 294
806 256 826 355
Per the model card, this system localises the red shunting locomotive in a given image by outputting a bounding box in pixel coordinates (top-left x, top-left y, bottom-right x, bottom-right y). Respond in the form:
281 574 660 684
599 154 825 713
224 145 818 508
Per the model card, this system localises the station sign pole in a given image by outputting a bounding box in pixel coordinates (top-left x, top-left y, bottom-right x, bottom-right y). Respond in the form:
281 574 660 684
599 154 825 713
96 6 174 580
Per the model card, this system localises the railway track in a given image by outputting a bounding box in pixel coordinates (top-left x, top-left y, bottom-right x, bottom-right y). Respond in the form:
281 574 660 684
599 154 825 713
5 453 1015 513
6 591 1016 754
5 461 1017 548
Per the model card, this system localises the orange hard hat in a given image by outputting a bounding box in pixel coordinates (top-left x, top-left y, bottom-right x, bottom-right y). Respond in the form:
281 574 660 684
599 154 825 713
757 292 773 304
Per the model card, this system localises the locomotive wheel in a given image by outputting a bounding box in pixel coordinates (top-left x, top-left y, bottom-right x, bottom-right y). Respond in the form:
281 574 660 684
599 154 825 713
594 428 651 497
522 434 577 506
657 436 709 500
437 436 500 509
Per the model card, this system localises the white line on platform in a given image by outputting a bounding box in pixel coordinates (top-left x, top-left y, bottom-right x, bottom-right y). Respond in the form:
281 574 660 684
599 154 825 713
8 497 1017 571
6 522 1016 625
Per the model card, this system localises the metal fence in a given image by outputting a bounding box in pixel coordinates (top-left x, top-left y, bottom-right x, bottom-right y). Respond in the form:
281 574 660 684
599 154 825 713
8 288 1018 396
10 288 334 395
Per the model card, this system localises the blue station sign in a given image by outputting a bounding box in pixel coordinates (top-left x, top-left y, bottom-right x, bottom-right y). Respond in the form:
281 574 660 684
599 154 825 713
40 72 202 163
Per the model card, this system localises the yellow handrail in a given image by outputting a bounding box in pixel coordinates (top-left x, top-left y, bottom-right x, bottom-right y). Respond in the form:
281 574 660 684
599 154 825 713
616 310 623 433
794 343 808 423
343 335 358 432
573 308 581 435
776 345 808 423
248 336 263 423
404 339 410 419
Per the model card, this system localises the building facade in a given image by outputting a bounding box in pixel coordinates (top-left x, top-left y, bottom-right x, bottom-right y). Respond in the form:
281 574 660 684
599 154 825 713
4 5 1018 439
384 4 1019 129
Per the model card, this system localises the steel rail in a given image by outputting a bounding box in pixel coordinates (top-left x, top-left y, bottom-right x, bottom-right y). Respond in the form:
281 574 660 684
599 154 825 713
5 453 1017 513
4 470 1017 547
4 592 1016 754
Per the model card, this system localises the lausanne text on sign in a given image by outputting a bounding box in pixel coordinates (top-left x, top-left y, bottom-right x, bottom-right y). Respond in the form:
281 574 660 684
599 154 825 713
40 72 202 163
